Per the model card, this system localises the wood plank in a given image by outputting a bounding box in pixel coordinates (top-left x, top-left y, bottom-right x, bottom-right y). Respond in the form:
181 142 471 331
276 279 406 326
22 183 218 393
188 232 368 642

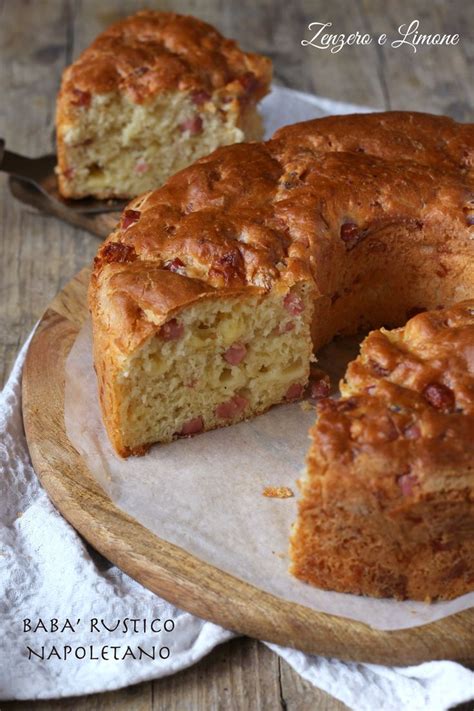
151 637 352 710
0 639 350 711
359 0 474 119
152 638 282 710
1 681 152 710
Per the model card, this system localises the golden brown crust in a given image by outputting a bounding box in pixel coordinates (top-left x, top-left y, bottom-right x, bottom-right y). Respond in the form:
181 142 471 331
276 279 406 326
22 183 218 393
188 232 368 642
57 11 271 107
273 111 473 173
314 301 474 494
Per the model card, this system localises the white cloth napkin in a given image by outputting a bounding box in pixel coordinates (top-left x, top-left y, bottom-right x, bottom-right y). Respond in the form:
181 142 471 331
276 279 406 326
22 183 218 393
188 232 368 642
1 338 473 709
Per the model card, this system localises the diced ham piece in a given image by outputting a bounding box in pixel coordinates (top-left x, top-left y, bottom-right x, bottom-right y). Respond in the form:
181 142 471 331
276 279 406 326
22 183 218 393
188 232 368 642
340 222 361 249
422 382 455 411
179 115 203 135
215 394 249 420
370 359 390 377
191 90 211 106
122 209 141 230
397 472 418 497
279 321 295 334
160 318 184 341
309 378 330 401
72 88 91 107
403 423 421 439
283 293 304 316
238 72 259 95
134 159 149 174
179 416 204 436
285 383 304 401
223 342 247 365
100 242 136 264
164 257 186 275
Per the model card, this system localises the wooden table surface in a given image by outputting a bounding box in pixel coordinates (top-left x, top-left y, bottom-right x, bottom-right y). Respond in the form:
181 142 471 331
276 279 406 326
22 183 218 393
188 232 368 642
1 1 472 709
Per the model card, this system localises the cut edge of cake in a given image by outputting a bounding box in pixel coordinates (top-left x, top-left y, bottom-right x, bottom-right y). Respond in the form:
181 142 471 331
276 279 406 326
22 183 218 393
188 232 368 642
90 259 315 457
290 301 474 601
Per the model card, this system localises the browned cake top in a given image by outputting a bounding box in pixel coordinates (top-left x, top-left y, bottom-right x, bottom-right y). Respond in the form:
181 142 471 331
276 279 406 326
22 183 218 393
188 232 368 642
90 111 474 355
59 10 271 104
309 300 474 507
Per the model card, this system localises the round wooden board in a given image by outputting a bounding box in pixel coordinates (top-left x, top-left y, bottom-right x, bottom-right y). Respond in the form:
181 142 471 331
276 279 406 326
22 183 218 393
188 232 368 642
22 268 474 666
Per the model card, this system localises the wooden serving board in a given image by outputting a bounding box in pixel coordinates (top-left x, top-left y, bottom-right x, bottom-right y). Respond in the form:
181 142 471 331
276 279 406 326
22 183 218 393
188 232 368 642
22 268 474 666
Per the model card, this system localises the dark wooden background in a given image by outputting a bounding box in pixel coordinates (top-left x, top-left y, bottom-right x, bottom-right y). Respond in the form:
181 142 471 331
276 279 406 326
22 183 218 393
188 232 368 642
1 1 472 708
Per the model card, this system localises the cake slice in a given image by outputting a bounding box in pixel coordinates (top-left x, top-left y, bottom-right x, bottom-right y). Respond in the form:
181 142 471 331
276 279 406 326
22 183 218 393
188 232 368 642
90 251 314 457
290 302 474 600
56 11 271 199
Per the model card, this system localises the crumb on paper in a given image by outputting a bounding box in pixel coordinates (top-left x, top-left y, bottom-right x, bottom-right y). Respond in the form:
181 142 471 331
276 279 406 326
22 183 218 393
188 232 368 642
262 486 294 499
300 400 313 412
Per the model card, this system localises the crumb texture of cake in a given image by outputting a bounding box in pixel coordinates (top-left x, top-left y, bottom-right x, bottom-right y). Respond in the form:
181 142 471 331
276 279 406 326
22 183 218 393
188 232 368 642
56 10 271 199
291 301 474 601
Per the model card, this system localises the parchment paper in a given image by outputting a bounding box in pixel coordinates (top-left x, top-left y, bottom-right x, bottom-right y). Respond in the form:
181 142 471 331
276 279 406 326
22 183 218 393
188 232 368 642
63 87 474 631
